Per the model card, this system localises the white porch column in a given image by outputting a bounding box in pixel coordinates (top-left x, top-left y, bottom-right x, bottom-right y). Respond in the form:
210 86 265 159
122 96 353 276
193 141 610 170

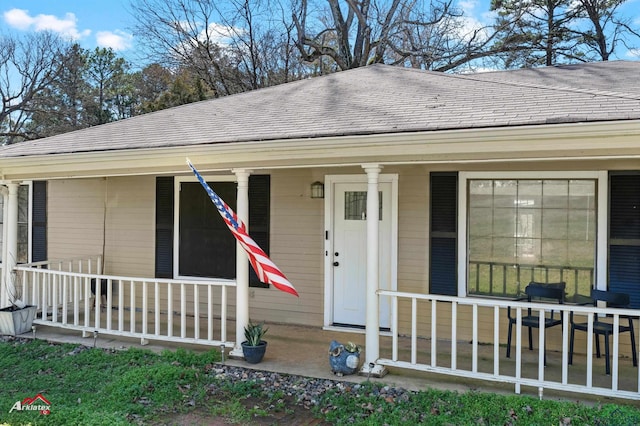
1 183 19 308
0 185 8 308
360 165 387 377
230 169 251 358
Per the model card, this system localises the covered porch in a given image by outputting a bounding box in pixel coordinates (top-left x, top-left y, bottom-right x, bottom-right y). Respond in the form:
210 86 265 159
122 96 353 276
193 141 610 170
19 305 640 406
9 258 640 402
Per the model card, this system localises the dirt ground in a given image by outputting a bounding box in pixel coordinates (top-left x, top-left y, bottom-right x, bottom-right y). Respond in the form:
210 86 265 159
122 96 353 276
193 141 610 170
159 395 331 426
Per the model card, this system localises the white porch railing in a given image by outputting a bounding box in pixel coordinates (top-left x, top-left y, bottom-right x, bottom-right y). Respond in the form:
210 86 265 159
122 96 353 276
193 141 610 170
378 290 640 401
14 258 235 349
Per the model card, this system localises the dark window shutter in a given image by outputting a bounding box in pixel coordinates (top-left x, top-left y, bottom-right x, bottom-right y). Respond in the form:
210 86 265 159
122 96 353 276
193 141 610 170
610 173 640 239
32 181 47 262
249 175 270 288
155 177 174 278
609 172 640 308
430 173 457 295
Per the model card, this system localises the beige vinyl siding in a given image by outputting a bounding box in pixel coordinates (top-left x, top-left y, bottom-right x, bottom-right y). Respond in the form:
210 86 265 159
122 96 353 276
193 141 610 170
43 161 634 355
248 169 325 326
103 176 155 277
389 166 431 336
48 179 106 261
48 176 155 277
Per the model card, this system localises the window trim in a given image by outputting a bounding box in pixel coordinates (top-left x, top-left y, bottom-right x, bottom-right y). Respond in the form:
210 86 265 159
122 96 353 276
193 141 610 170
0 182 33 265
457 171 608 297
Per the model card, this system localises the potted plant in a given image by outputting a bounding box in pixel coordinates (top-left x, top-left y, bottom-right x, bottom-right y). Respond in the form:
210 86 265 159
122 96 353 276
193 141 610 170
0 273 37 336
241 320 268 364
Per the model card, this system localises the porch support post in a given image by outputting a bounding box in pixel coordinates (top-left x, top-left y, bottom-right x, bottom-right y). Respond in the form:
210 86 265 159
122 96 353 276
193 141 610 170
230 169 251 358
1 183 19 308
359 164 388 378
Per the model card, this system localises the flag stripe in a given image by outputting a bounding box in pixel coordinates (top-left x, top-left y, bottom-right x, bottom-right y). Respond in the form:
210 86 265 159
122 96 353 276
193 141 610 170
187 160 299 297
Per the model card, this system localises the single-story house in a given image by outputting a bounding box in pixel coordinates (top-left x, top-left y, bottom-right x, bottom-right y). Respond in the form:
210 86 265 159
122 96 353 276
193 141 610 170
1 60 640 399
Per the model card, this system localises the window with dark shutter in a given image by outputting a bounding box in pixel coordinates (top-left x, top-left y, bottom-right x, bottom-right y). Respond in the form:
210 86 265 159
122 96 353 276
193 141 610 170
155 177 174 278
430 173 457 295
32 181 47 262
609 172 640 308
156 175 271 283
249 175 270 288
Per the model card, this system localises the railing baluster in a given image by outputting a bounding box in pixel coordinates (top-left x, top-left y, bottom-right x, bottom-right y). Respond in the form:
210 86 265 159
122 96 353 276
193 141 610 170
472 304 478 373
411 298 417 364
181 283 186 338
538 308 545 383
73 275 79 326
155 281 160 336
130 281 136 334
194 284 200 340
118 280 124 332
561 310 569 385
392 295 398 362
208 285 213 341
106 279 113 331
168 283 173 337
51 275 59 322
612 315 620 391
220 285 227 343
515 307 522 394
450 301 456 370
431 299 437 367
142 281 148 339
84 278 90 329
62 274 68 325
586 313 594 387
493 306 500 376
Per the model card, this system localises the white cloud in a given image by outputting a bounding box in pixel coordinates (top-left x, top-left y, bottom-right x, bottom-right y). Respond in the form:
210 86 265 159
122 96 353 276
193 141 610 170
196 22 239 46
96 30 133 51
3 8 90 40
626 49 640 59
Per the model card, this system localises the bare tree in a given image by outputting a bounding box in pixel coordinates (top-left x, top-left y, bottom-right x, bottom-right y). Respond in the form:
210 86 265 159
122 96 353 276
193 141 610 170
129 0 304 97
292 0 515 72
0 32 68 144
575 0 640 61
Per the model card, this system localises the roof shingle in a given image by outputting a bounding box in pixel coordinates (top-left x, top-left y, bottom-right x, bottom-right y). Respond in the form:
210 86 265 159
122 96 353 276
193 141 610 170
1 60 639 158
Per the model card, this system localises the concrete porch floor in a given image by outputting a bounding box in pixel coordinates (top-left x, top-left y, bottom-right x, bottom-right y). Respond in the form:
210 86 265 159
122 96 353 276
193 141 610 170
18 322 640 407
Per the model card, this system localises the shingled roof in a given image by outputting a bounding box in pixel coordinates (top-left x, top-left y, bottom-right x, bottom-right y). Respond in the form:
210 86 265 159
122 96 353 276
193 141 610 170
1 60 639 158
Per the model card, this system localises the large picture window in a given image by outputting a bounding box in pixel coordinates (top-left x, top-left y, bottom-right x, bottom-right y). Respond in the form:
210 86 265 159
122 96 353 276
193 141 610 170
467 179 596 298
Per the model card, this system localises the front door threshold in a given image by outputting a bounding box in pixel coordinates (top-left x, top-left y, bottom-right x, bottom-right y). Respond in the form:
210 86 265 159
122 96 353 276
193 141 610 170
323 325 392 336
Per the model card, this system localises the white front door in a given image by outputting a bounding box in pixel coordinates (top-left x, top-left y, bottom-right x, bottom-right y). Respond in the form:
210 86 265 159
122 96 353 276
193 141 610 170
329 178 395 328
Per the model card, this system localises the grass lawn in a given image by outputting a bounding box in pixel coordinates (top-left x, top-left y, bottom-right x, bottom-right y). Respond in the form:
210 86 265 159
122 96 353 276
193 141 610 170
1 338 640 425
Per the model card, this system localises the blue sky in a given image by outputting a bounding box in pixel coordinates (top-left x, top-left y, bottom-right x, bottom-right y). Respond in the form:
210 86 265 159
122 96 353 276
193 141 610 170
1 0 135 53
1 0 639 62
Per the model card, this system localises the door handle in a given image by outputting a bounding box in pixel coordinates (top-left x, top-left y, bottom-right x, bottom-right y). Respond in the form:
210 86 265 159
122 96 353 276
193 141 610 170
333 261 339 267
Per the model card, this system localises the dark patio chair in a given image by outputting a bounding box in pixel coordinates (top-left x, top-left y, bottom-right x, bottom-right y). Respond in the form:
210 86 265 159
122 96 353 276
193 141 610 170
506 281 566 363
569 289 637 375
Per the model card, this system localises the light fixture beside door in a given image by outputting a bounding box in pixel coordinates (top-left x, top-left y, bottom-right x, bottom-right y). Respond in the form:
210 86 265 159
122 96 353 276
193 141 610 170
310 181 324 199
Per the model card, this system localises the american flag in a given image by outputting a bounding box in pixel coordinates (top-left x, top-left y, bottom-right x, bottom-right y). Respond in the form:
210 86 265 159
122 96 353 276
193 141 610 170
187 159 299 297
